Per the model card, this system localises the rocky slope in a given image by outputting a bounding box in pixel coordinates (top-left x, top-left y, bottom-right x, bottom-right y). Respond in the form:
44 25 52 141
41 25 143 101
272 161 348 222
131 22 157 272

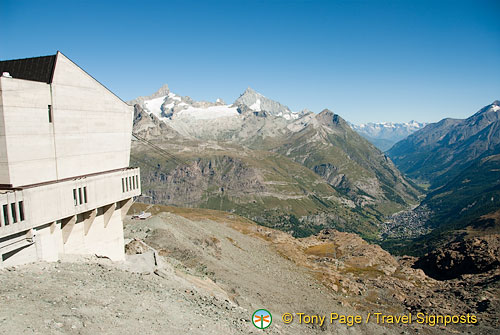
2 204 496 333
0 205 419 335
383 102 500 254
271 109 420 213
415 233 500 280
0 203 500 335
131 138 374 238
126 204 500 333
130 85 420 239
388 100 500 189
422 153 500 228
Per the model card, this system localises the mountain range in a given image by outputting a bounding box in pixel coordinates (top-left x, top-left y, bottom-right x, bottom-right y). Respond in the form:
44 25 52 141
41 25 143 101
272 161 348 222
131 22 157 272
388 101 500 189
385 101 500 254
130 85 499 260
130 85 420 239
350 121 427 151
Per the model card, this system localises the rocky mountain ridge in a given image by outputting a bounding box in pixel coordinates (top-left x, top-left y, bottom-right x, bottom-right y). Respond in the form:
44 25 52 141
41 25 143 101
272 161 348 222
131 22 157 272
383 101 500 255
388 100 500 189
234 87 306 119
130 85 421 240
131 85 425 151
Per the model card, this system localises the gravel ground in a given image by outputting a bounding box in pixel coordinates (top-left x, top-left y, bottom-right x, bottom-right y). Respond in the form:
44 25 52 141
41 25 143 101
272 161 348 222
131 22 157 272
0 206 461 334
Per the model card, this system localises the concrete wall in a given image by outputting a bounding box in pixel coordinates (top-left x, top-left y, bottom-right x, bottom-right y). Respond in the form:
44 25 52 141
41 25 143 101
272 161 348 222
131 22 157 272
0 168 140 267
0 203 128 267
62 205 125 261
0 168 140 236
0 77 56 186
0 85 9 184
51 53 133 181
0 52 133 187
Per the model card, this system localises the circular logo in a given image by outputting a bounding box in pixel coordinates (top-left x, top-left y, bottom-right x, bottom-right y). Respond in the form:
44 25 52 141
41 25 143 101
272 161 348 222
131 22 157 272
252 309 272 329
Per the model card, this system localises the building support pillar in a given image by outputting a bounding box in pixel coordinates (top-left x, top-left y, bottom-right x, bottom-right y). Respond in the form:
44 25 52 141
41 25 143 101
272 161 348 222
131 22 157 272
119 198 133 220
102 204 114 228
83 209 97 236
28 227 43 261
50 221 58 234
61 215 77 244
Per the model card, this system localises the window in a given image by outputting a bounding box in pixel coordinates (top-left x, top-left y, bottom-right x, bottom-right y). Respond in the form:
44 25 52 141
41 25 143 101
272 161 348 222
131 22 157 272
78 188 82 205
3 204 9 225
122 178 125 192
126 177 129 192
73 189 77 206
129 177 132 190
11 203 17 223
83 187 88 203
18 201 25 221
132 175 135 190
136 175 139 189
48 105 53 123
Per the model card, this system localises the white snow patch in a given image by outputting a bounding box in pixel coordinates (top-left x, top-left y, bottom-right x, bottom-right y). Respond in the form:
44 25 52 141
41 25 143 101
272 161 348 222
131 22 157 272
492 105 500 112
169 93 182 101
176 105 239 120
144 96 167 117
249 99 261 111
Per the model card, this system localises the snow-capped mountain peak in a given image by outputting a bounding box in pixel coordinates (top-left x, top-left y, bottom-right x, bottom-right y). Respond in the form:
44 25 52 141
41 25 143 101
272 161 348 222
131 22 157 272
234 87 299 119
133 85 306 123
485 100 500 112
141 90 238 122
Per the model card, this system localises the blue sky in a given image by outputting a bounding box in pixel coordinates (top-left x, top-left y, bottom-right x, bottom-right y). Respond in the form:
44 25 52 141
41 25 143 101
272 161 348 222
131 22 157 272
1 0 499 123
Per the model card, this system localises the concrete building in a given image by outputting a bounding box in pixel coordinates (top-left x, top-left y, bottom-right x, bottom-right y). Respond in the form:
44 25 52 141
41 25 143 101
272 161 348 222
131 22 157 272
0 52 140 267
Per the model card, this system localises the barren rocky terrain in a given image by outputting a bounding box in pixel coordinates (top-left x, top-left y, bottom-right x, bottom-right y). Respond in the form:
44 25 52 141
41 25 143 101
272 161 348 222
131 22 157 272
0 204 497 334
